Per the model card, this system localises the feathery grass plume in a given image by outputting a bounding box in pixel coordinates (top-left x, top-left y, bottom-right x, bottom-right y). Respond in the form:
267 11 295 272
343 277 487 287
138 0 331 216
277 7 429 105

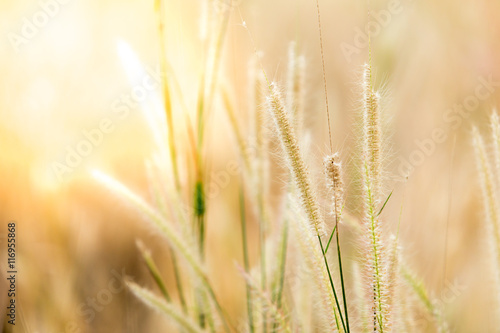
325 153 344 221
252 62 271 223
324 153 350 330
252 63 272 333
472 126 500 315
91 170 230 332
267 83 326 236
362 157 390 333
286 41 306 134
128 282 206 333
250 60 271 225
360 63 390 332
288 197 340 332
401 267 450 333
362 63 382 202
248 57 271 234
385 231 410 333
267 82 347 330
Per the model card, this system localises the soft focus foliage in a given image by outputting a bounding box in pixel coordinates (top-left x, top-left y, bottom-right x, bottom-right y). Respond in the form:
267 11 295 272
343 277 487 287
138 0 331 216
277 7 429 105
1 0 500 332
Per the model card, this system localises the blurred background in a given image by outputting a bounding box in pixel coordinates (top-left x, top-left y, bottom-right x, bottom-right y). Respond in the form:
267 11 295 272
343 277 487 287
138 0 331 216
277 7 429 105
1 0 500 331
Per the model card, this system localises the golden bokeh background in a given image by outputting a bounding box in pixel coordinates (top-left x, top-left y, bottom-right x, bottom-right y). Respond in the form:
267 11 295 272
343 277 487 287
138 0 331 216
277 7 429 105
1 0 500 331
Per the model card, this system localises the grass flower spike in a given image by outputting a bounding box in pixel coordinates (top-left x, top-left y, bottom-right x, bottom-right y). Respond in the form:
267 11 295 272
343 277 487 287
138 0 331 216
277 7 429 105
473 125 500 317
267 83 326 236
360 63 390 332
324 153 344 221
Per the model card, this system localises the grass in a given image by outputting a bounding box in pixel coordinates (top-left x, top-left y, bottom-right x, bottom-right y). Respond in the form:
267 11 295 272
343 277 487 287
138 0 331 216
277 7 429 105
87 1 493 332
473 113 500 322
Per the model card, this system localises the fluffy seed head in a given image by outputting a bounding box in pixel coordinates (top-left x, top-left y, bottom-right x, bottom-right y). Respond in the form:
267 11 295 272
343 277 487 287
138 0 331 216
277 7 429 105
360 63 390 331
267 83 326 236
128 282 204 333
324 153 344 221
473 126 500 236
472 126 500 316
362 63 382 202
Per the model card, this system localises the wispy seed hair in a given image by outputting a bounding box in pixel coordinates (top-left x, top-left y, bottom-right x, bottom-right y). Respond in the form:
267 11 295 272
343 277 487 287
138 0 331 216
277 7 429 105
362 63 382 203
267 83 326 236
472 126 500 316
324 153 344 221
128 282 204 333
360 63 390 332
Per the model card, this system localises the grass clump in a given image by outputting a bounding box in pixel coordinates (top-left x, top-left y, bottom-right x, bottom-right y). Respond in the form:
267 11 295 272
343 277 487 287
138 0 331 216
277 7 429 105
88 1 466 332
